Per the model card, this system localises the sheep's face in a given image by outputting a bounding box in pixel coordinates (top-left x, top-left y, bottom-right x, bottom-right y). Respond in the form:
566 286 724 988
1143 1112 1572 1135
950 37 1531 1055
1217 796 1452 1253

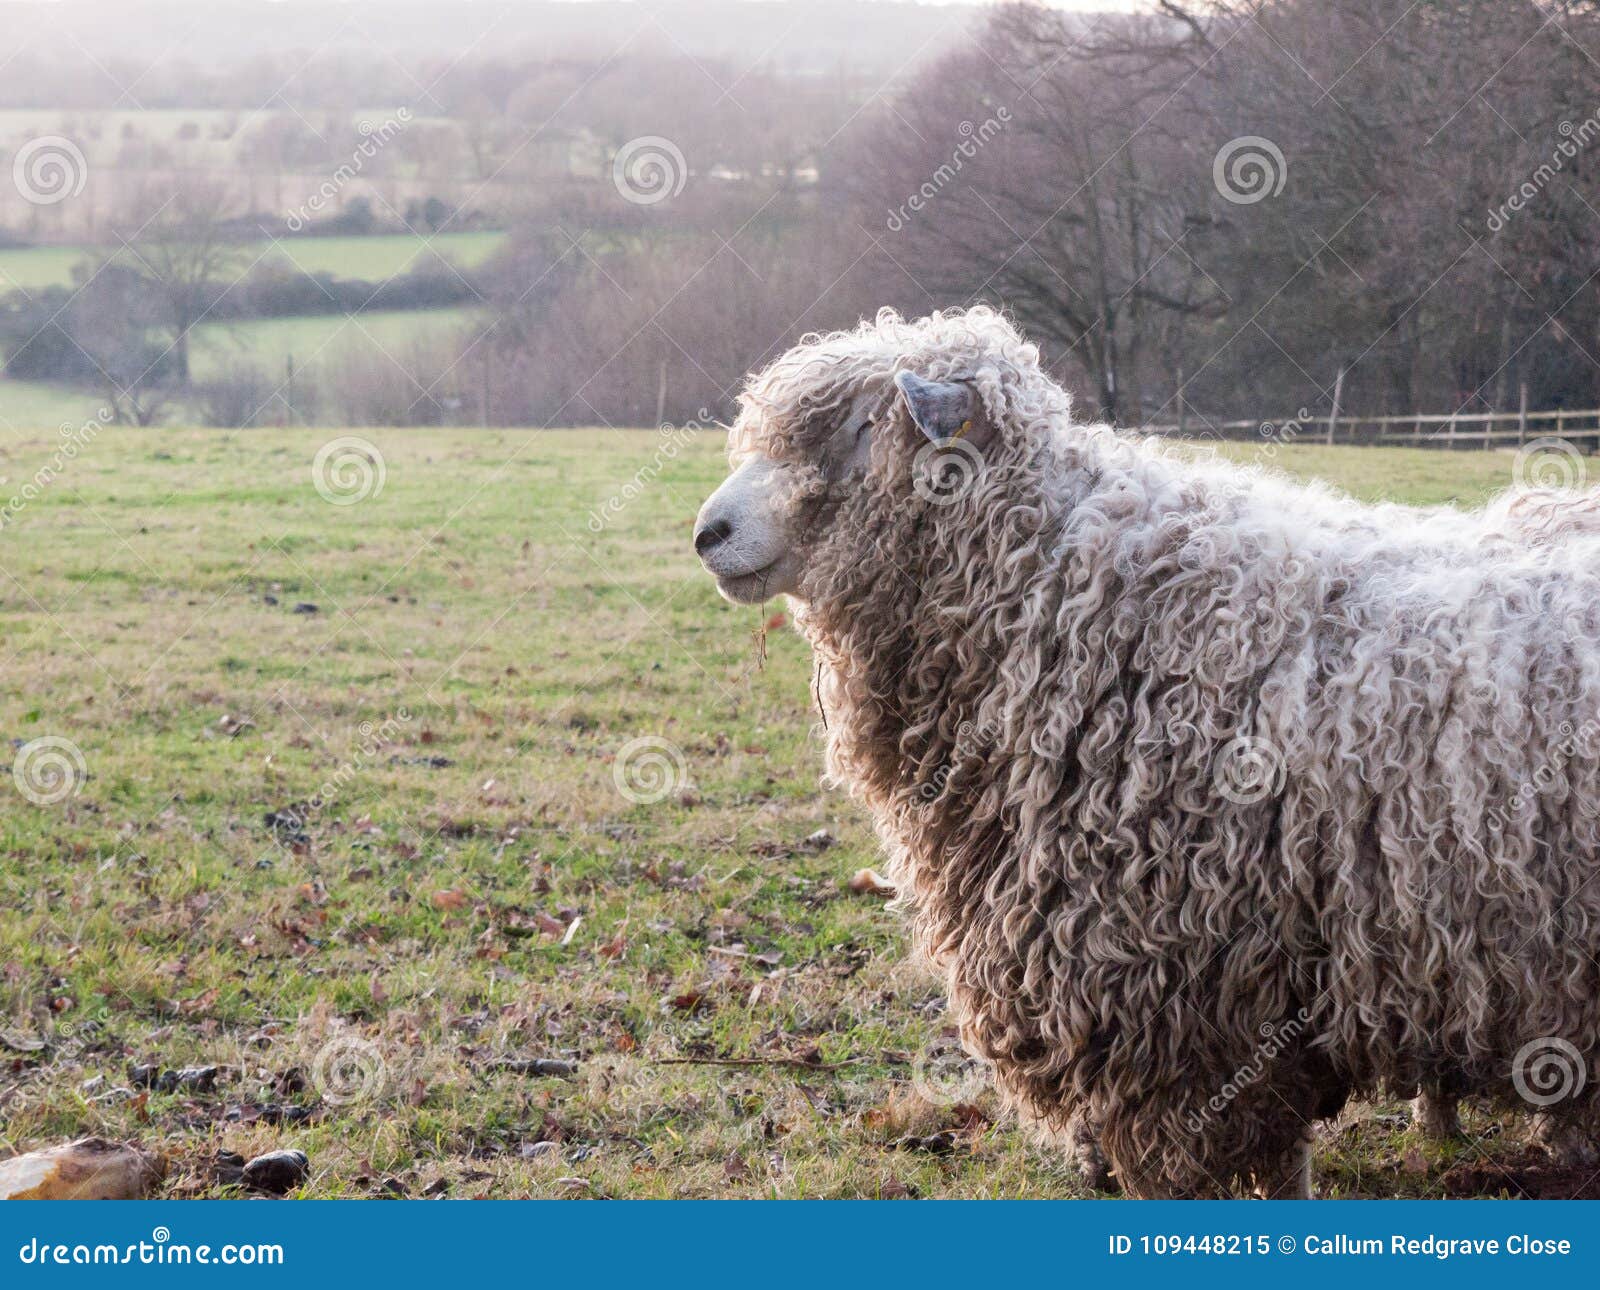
694 309 1045 605
694 370 994 604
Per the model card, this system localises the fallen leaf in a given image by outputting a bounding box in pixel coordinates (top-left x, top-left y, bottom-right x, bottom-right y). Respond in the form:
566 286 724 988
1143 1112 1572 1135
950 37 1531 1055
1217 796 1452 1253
596 922 628 960
848 868 896 898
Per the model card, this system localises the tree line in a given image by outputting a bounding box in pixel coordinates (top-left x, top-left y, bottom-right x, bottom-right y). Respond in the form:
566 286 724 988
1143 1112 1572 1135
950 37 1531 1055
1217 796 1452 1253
13 0 1600 431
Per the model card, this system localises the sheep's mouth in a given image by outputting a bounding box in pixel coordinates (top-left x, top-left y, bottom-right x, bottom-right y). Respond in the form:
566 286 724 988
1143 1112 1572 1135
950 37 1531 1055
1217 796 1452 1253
714 559 780 604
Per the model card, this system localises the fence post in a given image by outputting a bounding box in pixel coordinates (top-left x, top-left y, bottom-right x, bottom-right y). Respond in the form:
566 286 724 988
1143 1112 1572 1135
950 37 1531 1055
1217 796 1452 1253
1325 365 1345 445
1558 407 1567 447
1176 368 1186 437
1518 382 1528 446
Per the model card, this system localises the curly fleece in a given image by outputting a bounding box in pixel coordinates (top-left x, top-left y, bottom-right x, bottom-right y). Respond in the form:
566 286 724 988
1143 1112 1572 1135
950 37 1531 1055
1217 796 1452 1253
729 306 1600 1197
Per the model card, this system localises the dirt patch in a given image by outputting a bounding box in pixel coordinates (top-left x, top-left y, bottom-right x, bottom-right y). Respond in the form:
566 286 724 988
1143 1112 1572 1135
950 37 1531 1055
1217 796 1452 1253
1442 1147 1600 1199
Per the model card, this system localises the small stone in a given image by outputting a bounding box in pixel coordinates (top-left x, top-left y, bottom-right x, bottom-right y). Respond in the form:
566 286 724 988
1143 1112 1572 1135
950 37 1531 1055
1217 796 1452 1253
893 1131 956 1155
0 1138 164 1199
241 1148 308 1195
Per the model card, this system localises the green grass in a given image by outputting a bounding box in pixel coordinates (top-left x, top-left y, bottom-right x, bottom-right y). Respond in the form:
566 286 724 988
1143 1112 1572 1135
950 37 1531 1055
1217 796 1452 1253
0 378 112 430
266 232 505 280
0 309 480 427
0 434 1561 1198
0 233 505 294
191 308 480 381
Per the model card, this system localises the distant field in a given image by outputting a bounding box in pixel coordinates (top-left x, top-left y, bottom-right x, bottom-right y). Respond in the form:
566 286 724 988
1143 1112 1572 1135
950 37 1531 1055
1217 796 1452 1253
0 431 1556 1198
0 308 481 426
191 307 481 381
0 378 111 430
265 232 505 281
0 232 506 293
0 108 449 140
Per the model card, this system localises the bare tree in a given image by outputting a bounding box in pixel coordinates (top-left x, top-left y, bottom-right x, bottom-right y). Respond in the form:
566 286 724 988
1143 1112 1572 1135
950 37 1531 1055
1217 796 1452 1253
851 5 1224 421
100 179 252 385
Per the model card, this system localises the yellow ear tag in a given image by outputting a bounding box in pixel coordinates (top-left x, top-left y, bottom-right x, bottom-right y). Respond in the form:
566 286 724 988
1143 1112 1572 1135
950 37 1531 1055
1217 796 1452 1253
953 419 973 440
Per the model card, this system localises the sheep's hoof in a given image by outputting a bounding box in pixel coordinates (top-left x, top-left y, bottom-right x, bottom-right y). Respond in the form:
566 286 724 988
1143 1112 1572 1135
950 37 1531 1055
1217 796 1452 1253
1251 1141 1313 1199
1078 1156 1117 1194
1535 1114 1600 1168
1412 1092 1463 1141
1068 1121 1118 1193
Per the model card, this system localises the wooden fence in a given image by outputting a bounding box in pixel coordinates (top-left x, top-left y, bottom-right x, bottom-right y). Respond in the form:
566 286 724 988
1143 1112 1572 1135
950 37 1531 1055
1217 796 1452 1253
1144 405 1600 451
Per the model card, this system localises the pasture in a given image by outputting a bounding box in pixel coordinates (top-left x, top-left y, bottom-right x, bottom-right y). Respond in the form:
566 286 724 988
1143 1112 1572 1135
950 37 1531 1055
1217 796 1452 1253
0 232 506 294
189 307 481 382
0 428 1568 1198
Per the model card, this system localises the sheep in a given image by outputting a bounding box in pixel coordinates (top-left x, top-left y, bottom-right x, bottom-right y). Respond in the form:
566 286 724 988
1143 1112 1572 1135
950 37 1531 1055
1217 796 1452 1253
693 306 1600 1198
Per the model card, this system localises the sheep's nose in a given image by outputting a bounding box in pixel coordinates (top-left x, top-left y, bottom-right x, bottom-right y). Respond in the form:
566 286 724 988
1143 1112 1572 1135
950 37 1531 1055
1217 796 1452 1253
694 516 732 556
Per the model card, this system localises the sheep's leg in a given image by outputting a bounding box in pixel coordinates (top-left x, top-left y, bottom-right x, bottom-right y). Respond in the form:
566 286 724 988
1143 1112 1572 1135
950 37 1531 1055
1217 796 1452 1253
1250 1135 1313 1199
1067 1111 1116 1193
1412 1087 1462 1140
1534 1111 1600 1167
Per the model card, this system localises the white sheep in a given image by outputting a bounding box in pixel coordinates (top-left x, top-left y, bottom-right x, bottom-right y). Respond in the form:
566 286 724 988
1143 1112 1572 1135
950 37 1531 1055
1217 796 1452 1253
694 307 1600 1197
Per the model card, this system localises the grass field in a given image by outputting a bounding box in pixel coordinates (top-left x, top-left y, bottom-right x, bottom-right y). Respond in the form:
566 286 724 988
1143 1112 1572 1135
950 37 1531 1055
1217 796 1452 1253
0 232 506 294
0 379 112 431
191 307 481 382
0 431 1570 1198
0 308 482 429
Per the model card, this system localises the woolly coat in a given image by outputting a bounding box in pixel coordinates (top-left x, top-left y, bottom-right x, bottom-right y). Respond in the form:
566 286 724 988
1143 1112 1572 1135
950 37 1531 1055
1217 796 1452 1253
734 309 1600 1196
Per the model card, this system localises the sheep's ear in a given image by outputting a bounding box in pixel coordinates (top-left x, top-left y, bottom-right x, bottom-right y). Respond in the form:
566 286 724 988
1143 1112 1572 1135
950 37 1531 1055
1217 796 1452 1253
894 372 983 445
